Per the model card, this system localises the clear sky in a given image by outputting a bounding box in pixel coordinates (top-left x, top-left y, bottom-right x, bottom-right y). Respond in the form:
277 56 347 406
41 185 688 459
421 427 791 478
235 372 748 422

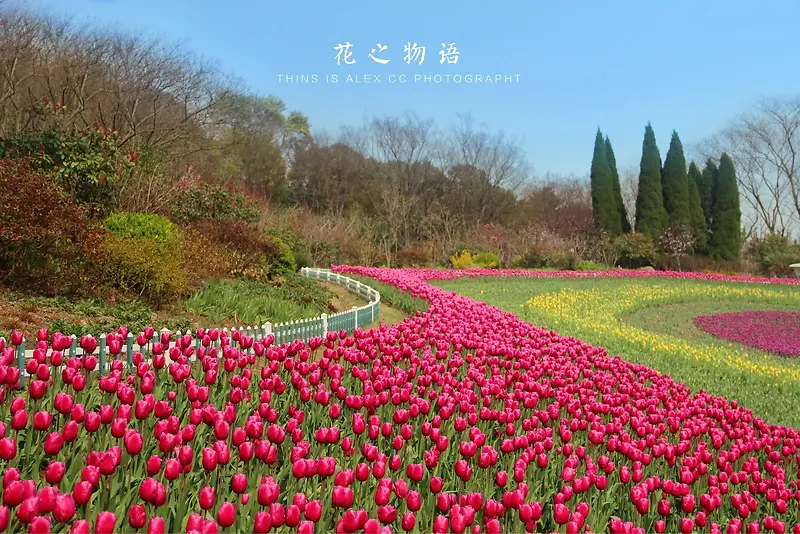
29 0 800 177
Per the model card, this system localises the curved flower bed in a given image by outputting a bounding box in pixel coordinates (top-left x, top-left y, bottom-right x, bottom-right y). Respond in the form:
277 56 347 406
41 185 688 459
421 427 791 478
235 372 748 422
0 266 799 534
694 311 800 357
367 267 800 286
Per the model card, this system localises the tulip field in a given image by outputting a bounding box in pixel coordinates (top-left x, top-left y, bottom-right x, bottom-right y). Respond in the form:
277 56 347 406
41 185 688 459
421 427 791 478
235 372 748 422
432 269 800 428
1 267 800 534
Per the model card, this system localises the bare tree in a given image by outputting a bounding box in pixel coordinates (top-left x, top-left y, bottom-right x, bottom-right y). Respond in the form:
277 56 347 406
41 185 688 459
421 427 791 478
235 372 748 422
442 113 530 224
0 5 235 159
697 97 800 236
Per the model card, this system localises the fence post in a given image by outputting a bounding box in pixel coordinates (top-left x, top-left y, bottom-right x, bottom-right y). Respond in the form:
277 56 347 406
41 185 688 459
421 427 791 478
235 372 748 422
371 301 375 323
16 337 25 389
126 332 134 369
321 314 328 337
69 335 77 359
352 306 358 330
263 322 272 342
98 334 107 376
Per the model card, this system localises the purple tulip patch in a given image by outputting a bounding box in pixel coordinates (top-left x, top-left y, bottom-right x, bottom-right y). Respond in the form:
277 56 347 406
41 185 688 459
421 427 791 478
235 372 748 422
694 311 800 357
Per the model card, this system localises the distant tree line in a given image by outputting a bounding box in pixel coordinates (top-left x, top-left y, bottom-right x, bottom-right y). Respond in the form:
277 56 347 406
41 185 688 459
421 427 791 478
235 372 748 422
591 125 742 261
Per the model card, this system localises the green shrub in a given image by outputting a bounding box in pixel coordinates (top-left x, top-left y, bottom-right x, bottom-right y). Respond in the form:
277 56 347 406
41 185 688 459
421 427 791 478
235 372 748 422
103 212 179 242
397 248 433 267
450 250 474 269
102 212 187 304
576 260 610 271
293 248 312 270
102 235 189 305
267 236 297 277
614 232 657 268
546 251 579 270
746 233 800 277
473 251 500 269
0 126 134 215
512 250 549 269
171 180 260 224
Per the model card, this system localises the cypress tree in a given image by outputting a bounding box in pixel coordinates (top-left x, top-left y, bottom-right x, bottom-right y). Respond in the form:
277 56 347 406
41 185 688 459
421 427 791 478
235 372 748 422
698 159 718 230
661 131 691 229
687 161 708 253
709 153 742 260
634 124 668 239
605 136 631 233
590 129 622 235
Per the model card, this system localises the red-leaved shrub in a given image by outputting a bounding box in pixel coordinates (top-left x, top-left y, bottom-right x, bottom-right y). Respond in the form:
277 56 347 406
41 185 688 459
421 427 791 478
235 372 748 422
0 158 102 295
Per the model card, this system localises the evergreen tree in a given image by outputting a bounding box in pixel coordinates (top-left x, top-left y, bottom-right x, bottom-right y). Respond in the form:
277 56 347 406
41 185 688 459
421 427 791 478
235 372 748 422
709 153 742 260
605 136 631 233
687 161 708 253
661 131 691 229
698 159 718 230
590 129 622 235
634 124 668 239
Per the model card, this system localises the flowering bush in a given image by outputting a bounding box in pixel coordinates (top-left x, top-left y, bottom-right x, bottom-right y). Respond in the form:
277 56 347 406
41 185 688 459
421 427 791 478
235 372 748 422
450 250 474 269
695 311 800 357
1 267 800 533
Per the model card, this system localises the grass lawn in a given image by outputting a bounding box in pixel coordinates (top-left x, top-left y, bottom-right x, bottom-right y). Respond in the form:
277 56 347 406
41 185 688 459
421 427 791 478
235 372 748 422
0 274 410 339
320 281 407 330
435 276 800 428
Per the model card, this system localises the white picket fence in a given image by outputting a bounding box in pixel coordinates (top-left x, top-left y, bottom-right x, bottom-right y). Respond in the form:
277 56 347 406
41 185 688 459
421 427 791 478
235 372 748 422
4 268 381 382
269 267 381 345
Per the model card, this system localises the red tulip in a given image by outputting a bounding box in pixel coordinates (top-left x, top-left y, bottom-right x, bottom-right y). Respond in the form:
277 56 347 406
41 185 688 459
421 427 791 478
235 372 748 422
29 515 51 534
164 459 180 480
553 503 570 525
43 433 63 456
128 504 147 529
199 486 215 510
232 473 247 494
53 494 76 523
4 481 24 507
254 511 271 533
217 502 236 528
202 448 217 471
305 500 322 523
10 331 23 346
37 487 56 514
72 481 92 506
146 516 165 534
94 511 116 534
331 486 353 508
0 438 16 461
70 520 90 534
16 497 38 524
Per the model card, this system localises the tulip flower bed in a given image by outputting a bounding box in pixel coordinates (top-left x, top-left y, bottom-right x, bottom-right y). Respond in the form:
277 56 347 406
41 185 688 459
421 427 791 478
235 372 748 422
1 266 800 534
694 312 800 357
428 270 800 428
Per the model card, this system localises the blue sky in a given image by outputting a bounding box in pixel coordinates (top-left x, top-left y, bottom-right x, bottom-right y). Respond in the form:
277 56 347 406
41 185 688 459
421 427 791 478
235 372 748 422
30 0 800 177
